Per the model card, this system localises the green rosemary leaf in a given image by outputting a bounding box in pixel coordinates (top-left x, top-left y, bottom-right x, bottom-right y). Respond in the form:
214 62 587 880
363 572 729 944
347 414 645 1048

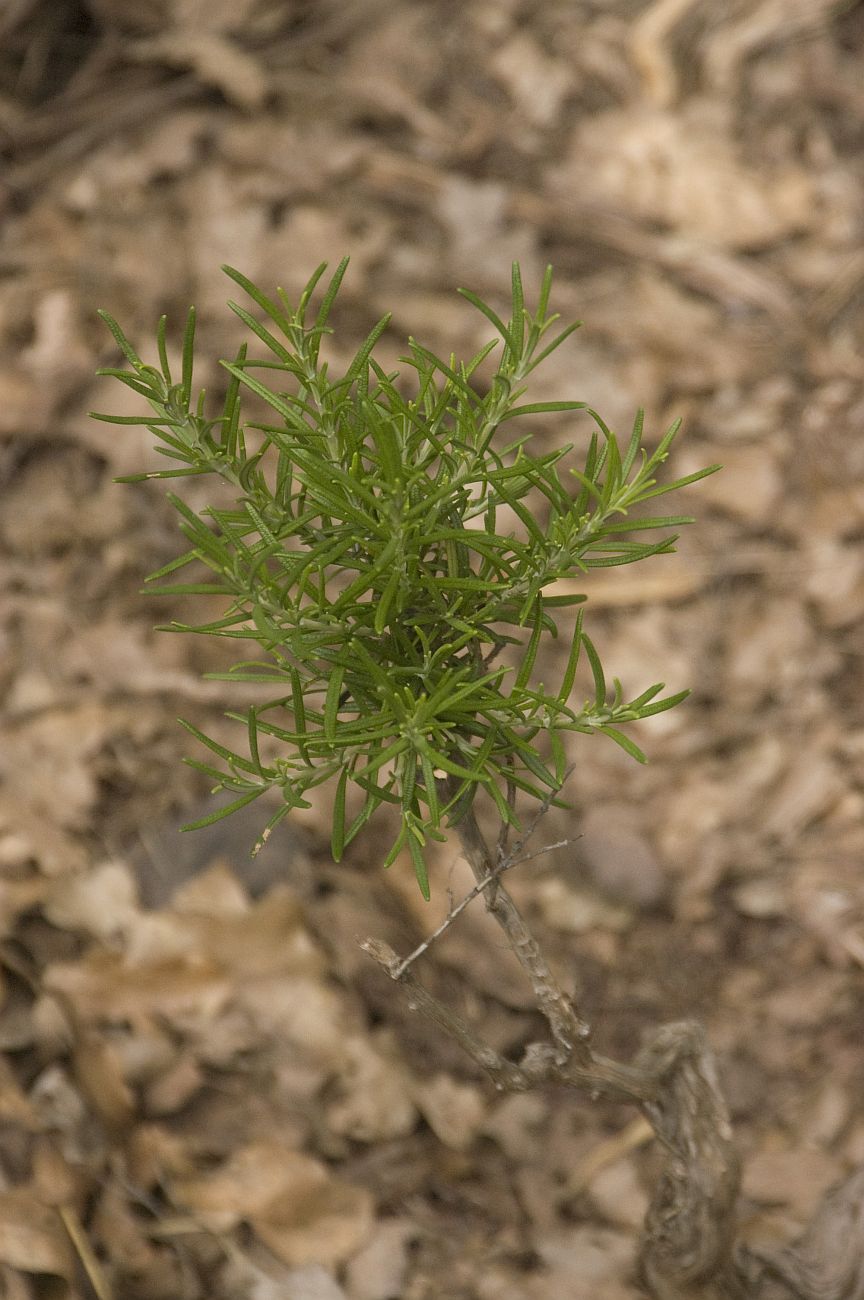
181 786 268 830
581 633 606 706
101 260 712 898
596 726 648 763
331 766 348 861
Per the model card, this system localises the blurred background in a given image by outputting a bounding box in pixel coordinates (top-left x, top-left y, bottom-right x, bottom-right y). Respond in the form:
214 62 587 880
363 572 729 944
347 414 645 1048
1 2 864 1297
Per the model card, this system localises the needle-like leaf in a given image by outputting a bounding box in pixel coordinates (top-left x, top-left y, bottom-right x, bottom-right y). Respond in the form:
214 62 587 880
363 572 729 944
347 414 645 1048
99 262 714 897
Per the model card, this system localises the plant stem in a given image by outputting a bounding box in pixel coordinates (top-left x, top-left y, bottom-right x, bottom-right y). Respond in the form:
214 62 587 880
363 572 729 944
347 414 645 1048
446 782 592 1065
366 789 744 1297
364 933 743 1297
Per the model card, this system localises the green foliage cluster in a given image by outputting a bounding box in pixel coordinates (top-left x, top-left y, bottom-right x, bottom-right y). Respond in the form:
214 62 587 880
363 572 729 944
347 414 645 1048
94 263 716 897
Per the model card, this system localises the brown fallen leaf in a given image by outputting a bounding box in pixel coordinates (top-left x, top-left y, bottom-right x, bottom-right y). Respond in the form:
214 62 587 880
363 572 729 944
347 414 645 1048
0 1058 40 1130
72 1032 137 1133
253 1170 374 1270
130 33 269 110
326 1034 417 1143
2 702 115 839
0 1190 75 1280
533 1223 638 1288
222 1255 350 1300
764 749 846 842
125 1123 196 1191
240 974 350 1064
124 885 325 980
91 1182 160 1278
481 1093 548 1163
172 1142 373 1267
344 1218 414 1300
0 875 50 935
535 877 633 935
675 441 783 523
586 1158 650 1231
742 1145 844 1222
171 862 249 918
31 1139 91 1211
490 32 571 128
44 860 140 941
143 1051 204 1117
0 1263 35 1300
44 949 232 1024
171 1141 313 1230
554 102 818 249
411 1073 486 1151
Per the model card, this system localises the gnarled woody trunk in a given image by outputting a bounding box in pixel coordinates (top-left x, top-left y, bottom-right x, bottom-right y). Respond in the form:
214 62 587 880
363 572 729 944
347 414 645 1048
364 795 864 1299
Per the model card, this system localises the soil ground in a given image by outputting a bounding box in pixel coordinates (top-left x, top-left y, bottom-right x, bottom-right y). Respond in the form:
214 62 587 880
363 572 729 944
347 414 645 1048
2 2 864 1297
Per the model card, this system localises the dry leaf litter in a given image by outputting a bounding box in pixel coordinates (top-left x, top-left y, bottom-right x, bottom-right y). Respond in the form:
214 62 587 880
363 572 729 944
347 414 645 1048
1 1 864 1296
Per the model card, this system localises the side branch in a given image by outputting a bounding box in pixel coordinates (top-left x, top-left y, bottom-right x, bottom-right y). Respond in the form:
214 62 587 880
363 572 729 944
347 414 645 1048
360 938 528 1090
366 789 742 1297
364 926 864 1297
362 937 648 1105
388 837 572 980
362 953 741 1297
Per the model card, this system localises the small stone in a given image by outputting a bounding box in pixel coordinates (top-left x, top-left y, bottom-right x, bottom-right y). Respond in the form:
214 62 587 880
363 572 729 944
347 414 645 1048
284 1266 347 1300
732 878 787 919
535 877 632 934
0 834 34 869
578 805 668 910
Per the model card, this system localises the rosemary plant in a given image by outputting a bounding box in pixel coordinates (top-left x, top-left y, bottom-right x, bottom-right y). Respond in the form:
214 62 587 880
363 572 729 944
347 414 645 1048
94 262 716 898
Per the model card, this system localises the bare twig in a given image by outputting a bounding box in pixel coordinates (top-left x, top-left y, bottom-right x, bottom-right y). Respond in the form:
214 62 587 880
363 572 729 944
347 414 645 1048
60 1204 114 1300
386 765 576 981
361 936 648 1104
360 938 528 1090
388 837 572 979
444 781 591 1064
629 0 703 107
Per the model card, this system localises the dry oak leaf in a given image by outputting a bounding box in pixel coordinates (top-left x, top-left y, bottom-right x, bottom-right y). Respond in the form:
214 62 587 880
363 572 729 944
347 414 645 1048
344 1218 414 1300
130 32 269 109
1 705 108 839
326 1033 417 1143
742 1146 844 1222
0 1060 39 1130
72 1033 136 1132
171 1142 373 1267
0 1190 74 1280
44 860 140 942
44 948 233 1025
554 103 815 250
411 1073 486 1151
124 884 325 980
